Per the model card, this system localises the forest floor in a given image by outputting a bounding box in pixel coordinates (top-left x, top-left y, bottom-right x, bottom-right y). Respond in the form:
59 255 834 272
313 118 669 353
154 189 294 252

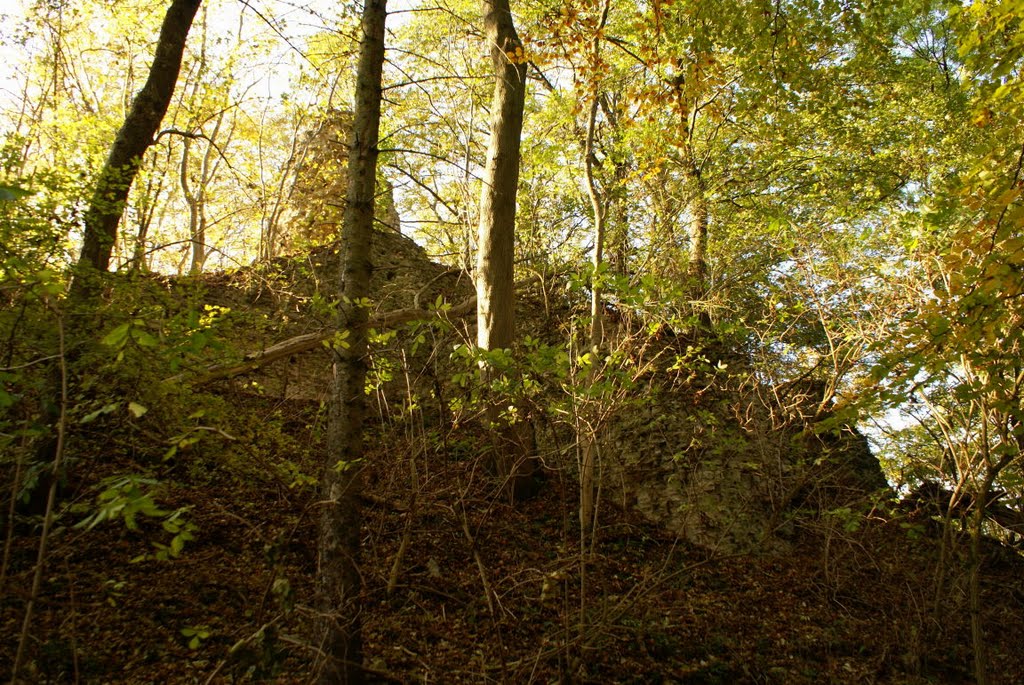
3 388 1024 684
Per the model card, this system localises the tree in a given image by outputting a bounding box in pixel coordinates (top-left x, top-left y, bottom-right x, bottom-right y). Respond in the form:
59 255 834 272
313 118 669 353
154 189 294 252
70 0 202 296
475 0 532 498
865 6 1024 682
316 0 387 681
476 0 527 353
578 0 612 546
174 4 241 275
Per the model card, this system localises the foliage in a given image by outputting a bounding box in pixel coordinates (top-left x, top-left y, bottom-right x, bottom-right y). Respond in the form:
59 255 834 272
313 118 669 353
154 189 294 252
74 474 198 561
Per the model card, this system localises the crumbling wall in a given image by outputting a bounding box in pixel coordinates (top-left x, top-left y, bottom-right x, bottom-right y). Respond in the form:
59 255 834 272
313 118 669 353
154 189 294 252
199 229 886 553
275 109 402 254
598 373 889 553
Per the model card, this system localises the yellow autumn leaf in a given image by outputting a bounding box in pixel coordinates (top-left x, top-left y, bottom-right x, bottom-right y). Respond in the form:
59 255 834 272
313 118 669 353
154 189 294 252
994 187 1021 207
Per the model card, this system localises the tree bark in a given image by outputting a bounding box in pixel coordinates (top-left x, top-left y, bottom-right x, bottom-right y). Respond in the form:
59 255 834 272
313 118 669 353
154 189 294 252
475 0 532 500
316 0 387 681
71 0 201 295
129 150 166 272
675 81 711 329
180 136 202 273
579 0 611 544
476 0 527 353
684 158 711 327
183 110 228 275
580 90 604 540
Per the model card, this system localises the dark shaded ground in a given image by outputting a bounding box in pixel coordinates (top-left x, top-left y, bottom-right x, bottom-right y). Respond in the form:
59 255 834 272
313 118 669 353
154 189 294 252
3 386 1024 684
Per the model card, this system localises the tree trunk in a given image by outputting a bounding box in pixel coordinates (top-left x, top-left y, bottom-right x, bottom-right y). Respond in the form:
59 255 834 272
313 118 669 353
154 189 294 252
580 90 605 540
184 110 227 275
675 80 711 329
968 495 989 685
260 120 305 261
39 0 199 513
476 0 532 500
684 160 711 328
966 420 1013 685
129 150 165 272
607 156 630 277
70 0 201 296
476 0 527 352
180 136 202 273
316 0 387 681
579 0 611 543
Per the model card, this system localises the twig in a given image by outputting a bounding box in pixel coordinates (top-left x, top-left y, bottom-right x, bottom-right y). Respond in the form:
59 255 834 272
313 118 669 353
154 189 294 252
0 433 27 596
387 351 421 596
0 354 61 371
11 305 68 682
64 559 81 684
460 503 496 617
203 616 284 685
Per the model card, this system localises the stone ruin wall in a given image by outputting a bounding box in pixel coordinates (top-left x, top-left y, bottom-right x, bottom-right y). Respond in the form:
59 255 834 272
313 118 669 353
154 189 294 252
206 109 888 553
274 109 401 255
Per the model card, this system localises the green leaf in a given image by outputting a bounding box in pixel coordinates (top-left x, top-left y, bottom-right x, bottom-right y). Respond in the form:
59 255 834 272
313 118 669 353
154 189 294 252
0 184 31 200
81 402 120 424
101 323 131 348
181 625 211 649
131 328 158 348
170 534 186 556
325 329 351 350
127 402 148 418
0 387 16 409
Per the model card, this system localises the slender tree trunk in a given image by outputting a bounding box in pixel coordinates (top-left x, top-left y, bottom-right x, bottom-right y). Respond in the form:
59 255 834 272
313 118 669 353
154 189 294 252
316 0 387 681
476 0 527 352
260 118 305 260
580 90 604 541
675 77 711 328
476 0 532 499
129 151 165 272
686 172 708 296
607 157 630 277
968 493 988 685
70 0 201 296
180 136 202 272
595 93 630 277
684 160 711 327
184 110 227 275
184 3 209 276
967 412 1011 685
579 0 611 544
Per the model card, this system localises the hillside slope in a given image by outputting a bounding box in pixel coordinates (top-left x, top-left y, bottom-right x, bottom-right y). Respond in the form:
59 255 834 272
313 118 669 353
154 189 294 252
2 239 1023 683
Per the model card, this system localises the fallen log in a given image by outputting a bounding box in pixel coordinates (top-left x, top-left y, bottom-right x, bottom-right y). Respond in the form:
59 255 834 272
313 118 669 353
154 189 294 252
170 276 538 386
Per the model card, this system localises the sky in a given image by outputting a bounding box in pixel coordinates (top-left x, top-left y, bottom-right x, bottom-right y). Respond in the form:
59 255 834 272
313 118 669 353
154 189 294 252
0 1 28 109
0 0 429 273
0 0 419 122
